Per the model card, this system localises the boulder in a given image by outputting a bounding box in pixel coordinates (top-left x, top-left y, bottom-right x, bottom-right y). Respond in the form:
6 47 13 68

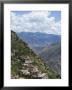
20 70 30 75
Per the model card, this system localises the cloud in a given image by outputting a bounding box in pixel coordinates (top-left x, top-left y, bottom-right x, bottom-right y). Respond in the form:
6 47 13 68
11 11 61 35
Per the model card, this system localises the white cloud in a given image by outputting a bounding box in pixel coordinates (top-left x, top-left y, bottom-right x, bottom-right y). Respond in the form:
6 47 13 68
11 11 61 35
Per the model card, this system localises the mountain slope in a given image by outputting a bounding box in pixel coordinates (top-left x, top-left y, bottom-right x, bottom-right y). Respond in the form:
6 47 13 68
39 43 61 75
17 32 61 75
11 31 60 79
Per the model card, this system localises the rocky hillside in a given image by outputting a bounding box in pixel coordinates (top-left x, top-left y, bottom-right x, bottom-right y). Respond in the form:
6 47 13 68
11 31 60 79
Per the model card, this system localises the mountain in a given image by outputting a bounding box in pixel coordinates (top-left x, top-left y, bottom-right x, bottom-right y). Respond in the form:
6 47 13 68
17 32 61 46
17 32 61 54
39 43 61 75
11 30 60 79
17 32 61 76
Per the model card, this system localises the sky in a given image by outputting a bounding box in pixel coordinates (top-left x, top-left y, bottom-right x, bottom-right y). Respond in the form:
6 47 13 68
11 11 61 35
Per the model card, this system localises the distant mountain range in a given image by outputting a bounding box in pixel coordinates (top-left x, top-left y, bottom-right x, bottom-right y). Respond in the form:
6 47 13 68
17 32 61 53
17 32 61 46
17 32 61 76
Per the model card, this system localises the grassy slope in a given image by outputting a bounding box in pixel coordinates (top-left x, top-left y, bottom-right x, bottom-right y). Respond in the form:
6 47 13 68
11 31 60 79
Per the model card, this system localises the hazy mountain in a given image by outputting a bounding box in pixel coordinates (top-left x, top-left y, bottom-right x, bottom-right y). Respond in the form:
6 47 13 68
39 43 61 75
11 31 60 79
17 32 61 46
17 32 61 53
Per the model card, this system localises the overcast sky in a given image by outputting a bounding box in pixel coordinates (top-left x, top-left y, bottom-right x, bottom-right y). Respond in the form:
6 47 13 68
11 11 61 35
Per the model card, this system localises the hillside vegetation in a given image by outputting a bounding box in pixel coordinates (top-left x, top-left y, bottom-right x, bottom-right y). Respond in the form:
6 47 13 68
11 31 60 79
